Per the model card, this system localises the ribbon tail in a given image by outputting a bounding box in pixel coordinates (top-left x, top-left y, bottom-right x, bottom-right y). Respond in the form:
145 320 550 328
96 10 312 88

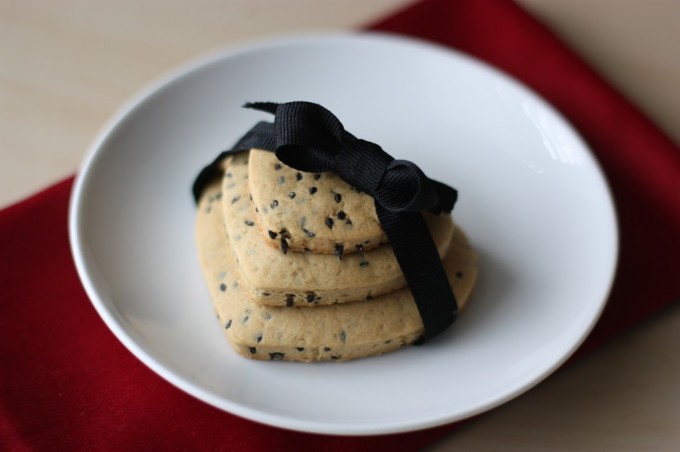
191 150 232 203
377 206 458 342
430 179 458 214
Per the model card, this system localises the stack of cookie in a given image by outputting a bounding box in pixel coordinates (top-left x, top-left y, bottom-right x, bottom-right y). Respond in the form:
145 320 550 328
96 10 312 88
195 149 477 362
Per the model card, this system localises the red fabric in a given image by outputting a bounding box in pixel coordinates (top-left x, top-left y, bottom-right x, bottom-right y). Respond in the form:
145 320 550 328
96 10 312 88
2 0 679 449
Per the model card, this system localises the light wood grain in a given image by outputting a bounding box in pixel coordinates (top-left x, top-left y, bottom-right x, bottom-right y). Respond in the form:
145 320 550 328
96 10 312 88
0 0 411 208
1 1 678 450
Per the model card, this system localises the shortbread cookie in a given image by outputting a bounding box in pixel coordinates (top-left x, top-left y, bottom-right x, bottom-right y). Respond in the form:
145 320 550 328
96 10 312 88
248 148 387 254
196 180 478 362
223 152 455 307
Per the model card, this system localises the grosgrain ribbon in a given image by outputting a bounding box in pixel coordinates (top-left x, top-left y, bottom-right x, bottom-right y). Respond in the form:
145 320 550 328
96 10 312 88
193 101 459 342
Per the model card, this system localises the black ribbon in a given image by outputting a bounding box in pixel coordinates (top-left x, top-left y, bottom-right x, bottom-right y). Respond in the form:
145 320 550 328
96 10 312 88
193 101 459 342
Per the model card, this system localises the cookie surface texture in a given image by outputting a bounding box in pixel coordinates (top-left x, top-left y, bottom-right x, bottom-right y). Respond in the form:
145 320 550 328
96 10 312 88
196 180 478 362
222 152 455 307
248 148 387 254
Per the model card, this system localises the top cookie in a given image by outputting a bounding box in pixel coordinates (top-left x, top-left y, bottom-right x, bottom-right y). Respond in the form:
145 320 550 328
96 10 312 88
247 149 387 254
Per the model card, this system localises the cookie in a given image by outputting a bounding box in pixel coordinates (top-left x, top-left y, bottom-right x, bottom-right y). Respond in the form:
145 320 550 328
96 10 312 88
222 152 455 307
247 148 387 254
196 180 478 362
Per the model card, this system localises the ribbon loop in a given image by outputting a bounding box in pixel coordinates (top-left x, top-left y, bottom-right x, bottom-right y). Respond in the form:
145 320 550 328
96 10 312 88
333 137 393 195
377 160 439 213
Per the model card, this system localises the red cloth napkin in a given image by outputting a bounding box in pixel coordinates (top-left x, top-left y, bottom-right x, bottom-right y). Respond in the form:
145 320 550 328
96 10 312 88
2 0 679 450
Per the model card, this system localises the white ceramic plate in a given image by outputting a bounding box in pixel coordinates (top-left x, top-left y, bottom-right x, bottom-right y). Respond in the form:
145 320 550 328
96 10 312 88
69 32 618 435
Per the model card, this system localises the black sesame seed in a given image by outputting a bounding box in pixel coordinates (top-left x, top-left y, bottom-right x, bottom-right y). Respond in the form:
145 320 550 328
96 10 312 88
270 199 279 209
337 211 346 220
323 347 331 352
280 238 289 254
278 176 285 184
279 228 291 238
256 334 262 343
309 186 317 195
355 244 364 252
303 228 316 238
334 244 344 259
325 217 334 229
262 292 271 297
296 347 305 351
314 173 321 180
339 331 347 343
359 261 369 268
269 352 285 360
231 195 241 204
334 192 342 203
248 347 256 354
244 220 254 226
225 319 232 330
331 355 341 360
268 230 277 239
306 292 317 303
274 163 282 170
288 191 296 199
243 315 249 323
249 194 252 201
346 219 353 226
285 294 295 307
219 283 227 291
296 172 303 181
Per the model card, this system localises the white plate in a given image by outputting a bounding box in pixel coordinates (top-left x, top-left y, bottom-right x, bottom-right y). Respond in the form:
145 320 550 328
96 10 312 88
69 32 618 435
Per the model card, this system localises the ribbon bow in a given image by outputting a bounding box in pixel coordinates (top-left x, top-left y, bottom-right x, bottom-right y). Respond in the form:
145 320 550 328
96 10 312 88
193 101 459 342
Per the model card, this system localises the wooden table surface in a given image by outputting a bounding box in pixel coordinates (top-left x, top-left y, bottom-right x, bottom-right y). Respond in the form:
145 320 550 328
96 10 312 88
2 1 678 450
